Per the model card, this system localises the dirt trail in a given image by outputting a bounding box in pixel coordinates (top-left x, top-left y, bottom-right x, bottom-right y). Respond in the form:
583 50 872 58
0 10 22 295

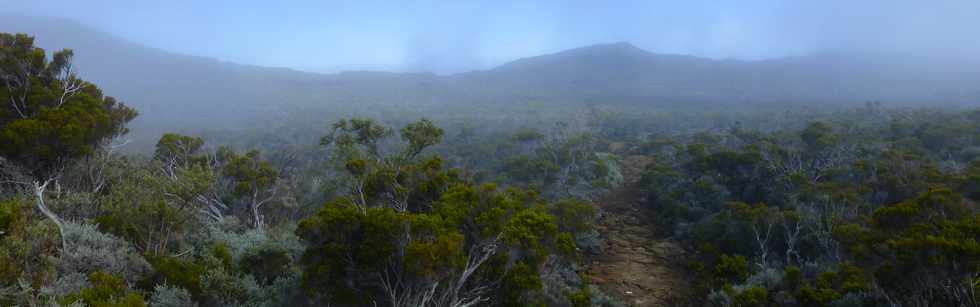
586 155 692 306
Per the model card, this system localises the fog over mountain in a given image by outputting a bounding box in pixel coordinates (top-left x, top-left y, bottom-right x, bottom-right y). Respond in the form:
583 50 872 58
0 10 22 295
7 1 980 74
8 5 980 307
2 15 979 147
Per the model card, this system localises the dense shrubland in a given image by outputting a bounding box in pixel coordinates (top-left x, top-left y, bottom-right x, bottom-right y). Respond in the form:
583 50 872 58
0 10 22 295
4 32 980 307
0 34 606 306
631 106 980 306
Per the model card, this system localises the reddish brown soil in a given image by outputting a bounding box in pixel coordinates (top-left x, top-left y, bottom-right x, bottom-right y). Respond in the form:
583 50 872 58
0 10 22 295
586 155 693 306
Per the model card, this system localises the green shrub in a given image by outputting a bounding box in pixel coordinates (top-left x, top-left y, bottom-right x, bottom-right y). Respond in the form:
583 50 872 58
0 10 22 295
733 286 768 306
63 271 146 307
239 244 292 285
0 199 21 239
211 243 234 271
797 285 841 307
149 284 198 307
566 286 592 307
141 255 204 301
783 266 803 290
714 254 749 283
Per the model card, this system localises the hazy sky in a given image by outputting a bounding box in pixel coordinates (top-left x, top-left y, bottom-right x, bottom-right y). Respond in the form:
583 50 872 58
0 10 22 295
3 0 979 73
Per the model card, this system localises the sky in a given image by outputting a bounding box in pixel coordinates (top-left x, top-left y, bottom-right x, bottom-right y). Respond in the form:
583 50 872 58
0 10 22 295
2 0 979 74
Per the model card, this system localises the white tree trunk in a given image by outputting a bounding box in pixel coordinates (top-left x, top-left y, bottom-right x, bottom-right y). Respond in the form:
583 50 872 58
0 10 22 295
34 180 67 250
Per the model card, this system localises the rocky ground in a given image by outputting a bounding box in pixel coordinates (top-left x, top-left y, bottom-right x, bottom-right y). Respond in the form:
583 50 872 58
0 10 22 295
586 155 693 306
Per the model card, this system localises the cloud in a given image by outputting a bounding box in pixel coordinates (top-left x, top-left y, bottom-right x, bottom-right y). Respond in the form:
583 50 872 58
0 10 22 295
3 0 978 73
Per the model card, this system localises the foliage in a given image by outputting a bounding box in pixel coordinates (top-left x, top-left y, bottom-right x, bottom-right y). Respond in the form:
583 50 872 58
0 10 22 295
217 148 280 228
140 255 205 301
638 109 980 305
62 271 146 307
149 284 198 307
59 223 150 282
0 198 22 240
0 33 136 179
239 243 292 286
154 133 206 167
96 166 199 254
0 198 59 289
12 32 980 306
298 119 592 306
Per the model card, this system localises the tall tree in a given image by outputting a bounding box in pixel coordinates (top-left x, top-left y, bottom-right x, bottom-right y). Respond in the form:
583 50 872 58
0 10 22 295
303 119 588 306
219 148 279 229
0 33 137 249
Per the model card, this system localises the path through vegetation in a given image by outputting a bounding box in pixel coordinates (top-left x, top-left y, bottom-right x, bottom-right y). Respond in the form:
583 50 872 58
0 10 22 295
586 155 693 306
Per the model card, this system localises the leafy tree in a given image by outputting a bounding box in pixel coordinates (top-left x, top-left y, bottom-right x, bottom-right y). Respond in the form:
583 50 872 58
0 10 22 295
400 118 445 161
840 187 980 304
62 271 146 307
732 286 767 307
800 121 838 154
299 119 588 306
725 202 779 268
298 183 571 306
0 198 59 292
0 198 19 239
140 255 205 301
320 118 446 213
238 243 292 286
0 33 136 249
96 165 205 254
549 199 597 235
498 126 614 199
320 118 393 161
155 133 207 177
218 149 279 228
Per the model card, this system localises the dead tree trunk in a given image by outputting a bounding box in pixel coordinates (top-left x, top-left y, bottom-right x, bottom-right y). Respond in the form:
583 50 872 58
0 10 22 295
34 180 67 250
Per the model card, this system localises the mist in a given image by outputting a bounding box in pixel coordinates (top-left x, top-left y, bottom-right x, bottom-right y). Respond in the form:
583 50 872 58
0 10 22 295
4 0 980 152
4 0 979 74
7 2 980 306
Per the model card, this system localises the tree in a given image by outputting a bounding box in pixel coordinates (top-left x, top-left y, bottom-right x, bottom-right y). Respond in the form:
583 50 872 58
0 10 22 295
0 198 60 299
300 118 588 306
151 134 234 223
218 149 279 229
0 33 137 249
320 118 393 161
95 163 211 255
800 121 838 154
838 187 980 305
724 202 779 269
154 133 206 178
320 118 445 213
62 271 146 307
298 183 573 306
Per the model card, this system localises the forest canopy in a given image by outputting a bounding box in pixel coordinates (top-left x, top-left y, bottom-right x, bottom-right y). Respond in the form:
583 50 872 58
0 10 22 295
2 31 980 307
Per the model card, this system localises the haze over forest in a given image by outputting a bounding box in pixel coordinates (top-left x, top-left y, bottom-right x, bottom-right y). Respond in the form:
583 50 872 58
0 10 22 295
3 9 980 149
4 2 980 307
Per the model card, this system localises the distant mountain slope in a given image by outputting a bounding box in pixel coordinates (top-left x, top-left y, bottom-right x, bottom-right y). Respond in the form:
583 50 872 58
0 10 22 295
3 16 978 146
464 42 980 106
0 16 328 129
2 17 478 139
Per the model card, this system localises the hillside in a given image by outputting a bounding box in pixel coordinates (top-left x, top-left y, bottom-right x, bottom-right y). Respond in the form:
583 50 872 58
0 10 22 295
3 16 979 147
465 42 980 106
6 10 980 307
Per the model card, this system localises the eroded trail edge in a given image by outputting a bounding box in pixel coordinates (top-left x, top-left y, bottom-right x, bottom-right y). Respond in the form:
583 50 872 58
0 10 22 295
586 155 692 306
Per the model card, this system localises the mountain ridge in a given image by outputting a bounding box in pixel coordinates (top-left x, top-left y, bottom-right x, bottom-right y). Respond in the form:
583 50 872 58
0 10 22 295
8 15 958 80
3 15 979 149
